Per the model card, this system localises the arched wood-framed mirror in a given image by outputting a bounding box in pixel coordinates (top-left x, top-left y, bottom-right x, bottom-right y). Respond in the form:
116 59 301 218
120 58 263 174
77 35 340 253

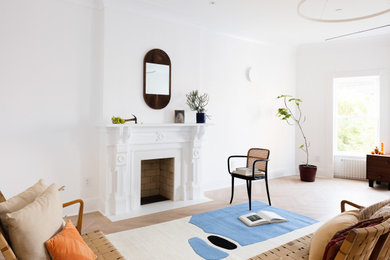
143 49 171 109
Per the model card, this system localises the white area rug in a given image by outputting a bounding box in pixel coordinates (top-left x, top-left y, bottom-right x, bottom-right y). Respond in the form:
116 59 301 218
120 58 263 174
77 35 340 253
107 216 321 260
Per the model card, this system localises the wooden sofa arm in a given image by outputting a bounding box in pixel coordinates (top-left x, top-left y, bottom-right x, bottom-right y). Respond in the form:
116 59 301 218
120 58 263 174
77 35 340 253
62 199 84 233
341 200 364 213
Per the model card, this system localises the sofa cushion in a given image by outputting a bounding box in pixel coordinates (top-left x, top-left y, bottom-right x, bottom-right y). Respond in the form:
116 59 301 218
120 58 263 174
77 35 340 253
6 184 63 260
0 179 46 234
46 219 96 260
308 210 359 260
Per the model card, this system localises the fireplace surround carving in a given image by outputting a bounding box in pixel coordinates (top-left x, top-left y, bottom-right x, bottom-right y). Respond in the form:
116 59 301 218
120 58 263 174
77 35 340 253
100 124 208 218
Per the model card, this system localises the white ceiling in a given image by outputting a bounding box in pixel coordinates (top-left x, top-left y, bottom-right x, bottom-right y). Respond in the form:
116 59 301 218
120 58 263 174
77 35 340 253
128 0 390 45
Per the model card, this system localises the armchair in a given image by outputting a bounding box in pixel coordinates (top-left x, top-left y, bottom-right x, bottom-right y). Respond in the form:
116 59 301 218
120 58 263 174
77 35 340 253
228 148 270 210
0 191 124 260
251 200 390 259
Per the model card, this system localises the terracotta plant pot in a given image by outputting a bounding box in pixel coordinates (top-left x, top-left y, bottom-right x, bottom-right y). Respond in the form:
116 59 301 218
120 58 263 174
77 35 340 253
299 164 317 182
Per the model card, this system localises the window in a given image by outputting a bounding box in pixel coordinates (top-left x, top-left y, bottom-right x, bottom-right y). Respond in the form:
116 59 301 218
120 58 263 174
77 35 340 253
333 75 380 155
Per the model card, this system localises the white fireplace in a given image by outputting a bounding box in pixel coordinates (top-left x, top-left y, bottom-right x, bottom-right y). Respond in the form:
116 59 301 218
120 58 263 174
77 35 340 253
100 123 209 220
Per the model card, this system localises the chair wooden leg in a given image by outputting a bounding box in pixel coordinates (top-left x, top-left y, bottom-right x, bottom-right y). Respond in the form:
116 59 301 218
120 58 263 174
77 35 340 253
229 176 235 204
265 176 271 206
246 180 252 210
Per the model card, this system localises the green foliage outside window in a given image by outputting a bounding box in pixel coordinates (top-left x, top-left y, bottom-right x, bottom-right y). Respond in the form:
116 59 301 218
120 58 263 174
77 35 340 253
335 77 379 154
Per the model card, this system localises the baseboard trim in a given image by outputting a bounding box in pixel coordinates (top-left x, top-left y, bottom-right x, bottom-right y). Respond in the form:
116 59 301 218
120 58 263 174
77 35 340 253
63 197 100 216
202 168 295 192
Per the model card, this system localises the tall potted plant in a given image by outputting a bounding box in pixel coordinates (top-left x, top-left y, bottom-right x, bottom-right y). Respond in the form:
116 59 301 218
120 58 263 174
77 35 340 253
276 95 317 182
186 90 209 123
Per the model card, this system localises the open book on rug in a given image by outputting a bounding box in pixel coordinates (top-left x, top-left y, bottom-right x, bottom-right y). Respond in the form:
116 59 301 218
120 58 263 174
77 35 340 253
239 210 287 227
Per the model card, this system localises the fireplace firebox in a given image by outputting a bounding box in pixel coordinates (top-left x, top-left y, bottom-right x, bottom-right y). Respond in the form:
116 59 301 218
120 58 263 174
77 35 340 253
141 158 174 205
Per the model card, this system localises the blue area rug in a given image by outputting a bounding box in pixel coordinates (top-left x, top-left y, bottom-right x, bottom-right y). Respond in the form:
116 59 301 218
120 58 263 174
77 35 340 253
188 237 229 260
190 201 318 246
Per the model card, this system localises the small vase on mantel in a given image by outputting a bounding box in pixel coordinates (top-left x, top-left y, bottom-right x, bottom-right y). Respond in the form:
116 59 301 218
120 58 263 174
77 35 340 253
186 90 209 124
196 112 206 123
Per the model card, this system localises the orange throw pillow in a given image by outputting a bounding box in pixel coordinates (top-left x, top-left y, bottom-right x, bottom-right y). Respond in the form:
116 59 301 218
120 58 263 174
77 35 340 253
45 220 97 260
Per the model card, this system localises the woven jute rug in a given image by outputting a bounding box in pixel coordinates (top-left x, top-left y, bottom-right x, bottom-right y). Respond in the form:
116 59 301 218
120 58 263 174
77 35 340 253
248 233 313 260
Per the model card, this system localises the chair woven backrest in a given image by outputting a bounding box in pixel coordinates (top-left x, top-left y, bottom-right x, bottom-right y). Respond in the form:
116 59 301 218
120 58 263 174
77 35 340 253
375 227 390 259
0 192 17 260
0 192 5 203
246 148 270 172
335 217 390 260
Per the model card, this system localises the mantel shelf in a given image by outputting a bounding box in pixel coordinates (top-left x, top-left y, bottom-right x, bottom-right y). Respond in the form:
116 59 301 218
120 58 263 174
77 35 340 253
104 123 212 128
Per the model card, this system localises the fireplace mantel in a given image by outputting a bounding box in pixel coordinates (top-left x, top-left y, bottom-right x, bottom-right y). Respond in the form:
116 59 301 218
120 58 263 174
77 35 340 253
100 123 209 220
105 123 208 144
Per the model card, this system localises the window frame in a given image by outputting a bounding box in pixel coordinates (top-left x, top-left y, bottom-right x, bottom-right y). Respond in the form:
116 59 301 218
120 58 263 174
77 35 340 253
333 74 381 157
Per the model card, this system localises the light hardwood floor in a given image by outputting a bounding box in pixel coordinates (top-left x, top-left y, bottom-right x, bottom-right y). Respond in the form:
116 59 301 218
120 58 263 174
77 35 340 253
69 176 390 235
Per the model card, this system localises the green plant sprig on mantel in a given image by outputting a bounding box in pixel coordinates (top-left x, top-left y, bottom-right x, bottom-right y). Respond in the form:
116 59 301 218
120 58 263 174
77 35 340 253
277 94 310 166
112 116 125 124
186 90 209 113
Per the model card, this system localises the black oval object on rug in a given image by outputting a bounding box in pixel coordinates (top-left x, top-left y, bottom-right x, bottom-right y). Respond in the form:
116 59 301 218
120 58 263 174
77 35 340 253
207 235 237 250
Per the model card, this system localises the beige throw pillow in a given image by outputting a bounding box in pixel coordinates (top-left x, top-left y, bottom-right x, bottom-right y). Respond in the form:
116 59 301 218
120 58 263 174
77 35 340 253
359 199 390 220
6 184 63 260
308 210 359 260
0 179 46 234
371 204 390 219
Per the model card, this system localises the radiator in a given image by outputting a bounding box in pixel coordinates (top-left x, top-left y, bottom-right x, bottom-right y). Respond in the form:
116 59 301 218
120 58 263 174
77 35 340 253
334 156 366 180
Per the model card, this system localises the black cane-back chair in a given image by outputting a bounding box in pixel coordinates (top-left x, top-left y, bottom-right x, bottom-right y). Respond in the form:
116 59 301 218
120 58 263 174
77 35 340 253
227 148 270 210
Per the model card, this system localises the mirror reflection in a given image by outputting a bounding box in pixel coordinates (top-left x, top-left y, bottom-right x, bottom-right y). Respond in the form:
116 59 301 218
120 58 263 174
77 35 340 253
145 62 170 95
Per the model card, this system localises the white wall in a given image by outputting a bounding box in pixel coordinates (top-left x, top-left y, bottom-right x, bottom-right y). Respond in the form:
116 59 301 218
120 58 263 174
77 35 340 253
0 0 101 211
296 35 390 178
102 3 297 191
199 32 296 189
0 0 297 214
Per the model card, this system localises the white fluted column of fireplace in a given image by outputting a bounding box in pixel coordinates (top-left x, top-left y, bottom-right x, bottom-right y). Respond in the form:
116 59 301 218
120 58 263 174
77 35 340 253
100 123 209 220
